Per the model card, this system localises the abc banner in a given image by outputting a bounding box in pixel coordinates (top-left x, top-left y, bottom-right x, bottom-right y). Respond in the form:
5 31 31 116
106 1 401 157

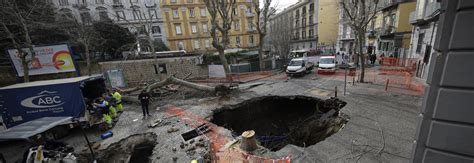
8 44 76 77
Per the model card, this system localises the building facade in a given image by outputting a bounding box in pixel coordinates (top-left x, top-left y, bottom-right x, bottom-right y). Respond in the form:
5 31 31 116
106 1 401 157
160 0 259 52
376 0 416 58
268 0 318 55
408 0 441 80
336 0 416 60
52 0 167 45
317 0 338 54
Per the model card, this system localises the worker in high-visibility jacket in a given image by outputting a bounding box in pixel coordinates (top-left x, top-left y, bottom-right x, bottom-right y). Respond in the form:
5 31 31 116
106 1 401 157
112 89 123 112
93 98 113 128
103 92 117 119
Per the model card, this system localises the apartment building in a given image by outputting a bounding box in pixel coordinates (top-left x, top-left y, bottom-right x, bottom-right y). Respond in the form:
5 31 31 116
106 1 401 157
160 0 259 52
52 0 167 45
408 0 441 80
317 0 338 53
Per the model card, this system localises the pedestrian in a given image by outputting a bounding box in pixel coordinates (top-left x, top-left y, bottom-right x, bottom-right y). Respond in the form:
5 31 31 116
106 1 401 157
112 88 123 112
138 90 152 119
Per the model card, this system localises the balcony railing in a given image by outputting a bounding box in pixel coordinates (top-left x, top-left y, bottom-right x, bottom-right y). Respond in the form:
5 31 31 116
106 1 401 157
424 1 441 19
72 3 88 8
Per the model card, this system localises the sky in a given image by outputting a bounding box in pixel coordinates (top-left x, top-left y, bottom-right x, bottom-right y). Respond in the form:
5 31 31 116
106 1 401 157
260 0 300 11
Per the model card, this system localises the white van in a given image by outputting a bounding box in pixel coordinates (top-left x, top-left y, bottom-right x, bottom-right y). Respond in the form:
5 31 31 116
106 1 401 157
317 56 337 73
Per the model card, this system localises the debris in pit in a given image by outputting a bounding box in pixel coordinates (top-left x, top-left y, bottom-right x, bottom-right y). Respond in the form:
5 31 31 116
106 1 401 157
129 143 155 163
167 126 180 133
181 123 210 141
77 133 157 163
240 130 258 152
211 95 349 151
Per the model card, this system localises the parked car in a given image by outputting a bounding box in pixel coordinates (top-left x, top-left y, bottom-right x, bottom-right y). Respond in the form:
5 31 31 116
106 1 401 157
286 58 314 76
317 56 337 74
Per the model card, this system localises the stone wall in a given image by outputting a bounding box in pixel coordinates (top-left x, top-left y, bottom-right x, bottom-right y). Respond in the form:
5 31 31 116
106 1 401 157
98 56 208 87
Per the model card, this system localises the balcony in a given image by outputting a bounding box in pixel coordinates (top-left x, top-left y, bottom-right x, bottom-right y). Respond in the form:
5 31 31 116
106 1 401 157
424 1 441 20
246 13 254 17
409 11 424 25
72 3 88 8
380 25 396 36
112 3 124 8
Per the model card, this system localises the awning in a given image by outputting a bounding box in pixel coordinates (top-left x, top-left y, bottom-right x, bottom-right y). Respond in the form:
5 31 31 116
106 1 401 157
240 51 259 56
0 117 72 140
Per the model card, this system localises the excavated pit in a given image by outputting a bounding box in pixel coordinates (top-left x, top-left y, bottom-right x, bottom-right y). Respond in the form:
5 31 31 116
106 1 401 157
211 96 349 151
78 133 157 163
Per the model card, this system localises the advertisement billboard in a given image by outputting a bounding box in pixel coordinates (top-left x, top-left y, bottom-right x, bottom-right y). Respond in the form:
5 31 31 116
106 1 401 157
7 44 77 77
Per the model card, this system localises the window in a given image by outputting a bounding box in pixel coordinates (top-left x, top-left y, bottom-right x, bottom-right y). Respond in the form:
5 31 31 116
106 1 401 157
236 36 240 47
309 15 313 24
309 3 314 12
96 0 104 4
99 11 109 21
249 35 254 45
175 24 182 34
205 39 210 48
247 6 252 14
202 23 208 32
116 11 125 20
178 41 184 50
80 12 92 24
232 7 238 16
390 14 396 26
295 10 299 18
234 20 240 30
187 0 193 3
295 19 299 28
302 18 306 26
191 23 197 33
149 9 158 19
138 25 146 34
113 0 121 4
302 31 306 39
173 10 179 18
152 26 161 34
78 0 87 5
189 8 195 17
133 10 141 20
309 29 314 38
194 40 200 49
416 33 424 53
59 0 68 5
200 8 206 17
302 7 306 15
171 0 176 3
247 19 253 31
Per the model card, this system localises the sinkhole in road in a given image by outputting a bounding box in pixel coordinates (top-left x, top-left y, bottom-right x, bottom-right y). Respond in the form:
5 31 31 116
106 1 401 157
211 96 349 151
80 133 157 163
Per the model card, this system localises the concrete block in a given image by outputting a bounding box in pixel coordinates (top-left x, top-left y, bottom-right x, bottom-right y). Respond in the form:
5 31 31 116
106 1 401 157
440 52 474 88
458 0 474 10
434 88 474 124
423 149 474 163
427 121 474 156
449 10 474 49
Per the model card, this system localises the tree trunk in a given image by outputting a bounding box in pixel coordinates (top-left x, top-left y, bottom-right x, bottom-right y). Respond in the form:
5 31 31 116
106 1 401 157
145 76 215 93
85 44 91 76
218 48 230 74
258 34 265 71
20 55 30 82
358 32 365 83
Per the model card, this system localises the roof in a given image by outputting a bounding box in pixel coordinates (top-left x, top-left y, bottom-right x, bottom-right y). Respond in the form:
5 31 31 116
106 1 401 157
0 117 72 140
0 74 103 90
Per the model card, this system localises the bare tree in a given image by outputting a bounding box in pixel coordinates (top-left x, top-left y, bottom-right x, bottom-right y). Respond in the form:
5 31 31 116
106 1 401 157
253 0 276 70
339 0 380 82
204 0 237 74
58 13 102 76
269 13 292 61
0 0 54 82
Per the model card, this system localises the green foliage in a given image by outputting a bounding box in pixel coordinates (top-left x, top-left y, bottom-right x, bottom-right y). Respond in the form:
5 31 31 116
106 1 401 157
92 21 136 58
